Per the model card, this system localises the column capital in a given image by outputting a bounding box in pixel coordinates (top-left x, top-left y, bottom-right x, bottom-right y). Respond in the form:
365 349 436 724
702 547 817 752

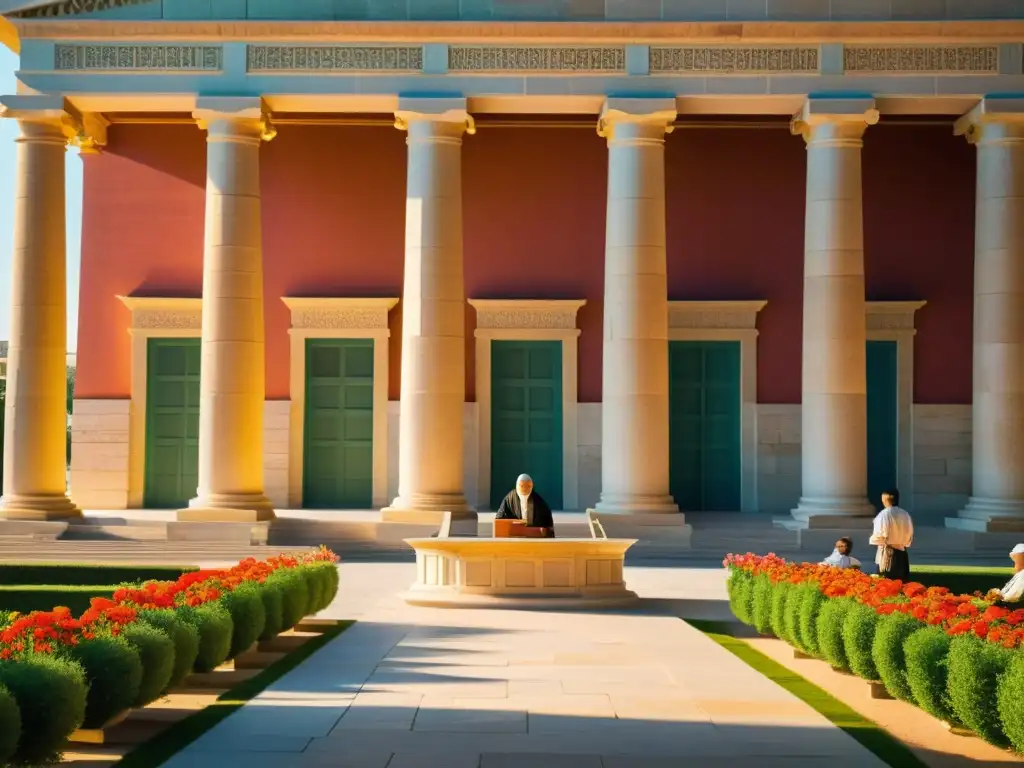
955 97 1024 145
0 94 106 151
394 96 475 136
597 97 677 141
193 96 276 142
790 97 879 146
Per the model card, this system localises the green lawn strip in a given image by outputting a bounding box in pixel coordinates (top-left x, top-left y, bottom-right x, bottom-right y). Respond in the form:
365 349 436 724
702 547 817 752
0 563 195 586
115 620 354 768
686 618 929 768
0 585 118 614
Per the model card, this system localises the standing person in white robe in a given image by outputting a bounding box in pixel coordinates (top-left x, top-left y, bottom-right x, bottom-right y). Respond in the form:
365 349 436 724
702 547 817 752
869 489 914 581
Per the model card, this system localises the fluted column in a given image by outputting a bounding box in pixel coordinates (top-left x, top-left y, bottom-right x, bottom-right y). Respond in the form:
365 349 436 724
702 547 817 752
789 98 879 529
592 98 679 516
382 98 474 523
949 99 1024 533
0 96 80 520
180 97 275 523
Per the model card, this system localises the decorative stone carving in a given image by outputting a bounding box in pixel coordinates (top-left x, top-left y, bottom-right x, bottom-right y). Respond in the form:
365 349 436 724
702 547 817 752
118 297 202 332
281 298 398 332
650 46 819 74
843 46 998 74
247 46 422 72
668 301 767 331
54 44 222 71
470 300 586 331
866 301 926 332
12 0 149 18
448 46 625 73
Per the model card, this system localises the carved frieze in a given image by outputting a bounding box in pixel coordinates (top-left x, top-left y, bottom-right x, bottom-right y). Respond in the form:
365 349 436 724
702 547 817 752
843 46 998 74
470 300 585 332
290 308 389 331
131 309 201 331
866 302 926 332
650 46 819 74
668 301 767 331
54 44 222 71
247 46 422 72
13 0 149 18
448 46 625 73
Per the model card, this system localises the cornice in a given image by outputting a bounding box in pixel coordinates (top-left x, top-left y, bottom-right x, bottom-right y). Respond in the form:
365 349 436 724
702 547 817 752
118 295 201 331
11 20 1024 44
470 299 586 331
281 296 398 332
669 300 767 331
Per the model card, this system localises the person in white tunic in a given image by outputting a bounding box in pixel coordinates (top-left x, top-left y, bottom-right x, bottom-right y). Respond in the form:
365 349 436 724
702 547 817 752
869 489 914 581
987 544 1024 603
821 537 862 570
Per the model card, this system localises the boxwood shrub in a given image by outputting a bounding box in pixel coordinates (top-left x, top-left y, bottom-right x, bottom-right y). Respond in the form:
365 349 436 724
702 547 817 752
842 602 881 681
270 568 310 631
872 612 921 702
816 597 855 672
304 562 339 613
751 574 774 636
797 585 826 657
139 609 199 690
222 583 267 659
178 602 234 673
727 569 754 626
997 649 1024 752
67 635 144 728
769 580 792 643
904 625 957 725
782 583 805 652
258 580 286 641
0 683 22 765
947 633 1013 747
122 621 176 707
0 654 87 766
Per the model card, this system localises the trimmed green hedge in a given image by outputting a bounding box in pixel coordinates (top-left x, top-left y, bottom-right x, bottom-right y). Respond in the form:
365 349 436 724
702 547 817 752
122 622 176 707
816 597 855 672
904 625 957 725
222 584 266 659
842 602 881 681
0 563 195 586
0 586 118 615
68 636 144 729
947 634 1013 747
998 650 1024 752
872 612 920 703
0 684 21 766
180 603 234 673
139 609 200 691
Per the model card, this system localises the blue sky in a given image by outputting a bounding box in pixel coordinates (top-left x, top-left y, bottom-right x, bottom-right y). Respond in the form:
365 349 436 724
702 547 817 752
0 47 83 351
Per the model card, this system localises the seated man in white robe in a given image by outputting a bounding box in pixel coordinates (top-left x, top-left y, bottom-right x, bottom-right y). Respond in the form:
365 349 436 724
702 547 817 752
495 474 554 537
821 537 862 570
987 544 1024 603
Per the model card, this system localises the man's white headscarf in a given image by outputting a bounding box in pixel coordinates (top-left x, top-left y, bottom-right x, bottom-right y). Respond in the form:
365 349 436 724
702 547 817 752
516 474 533 524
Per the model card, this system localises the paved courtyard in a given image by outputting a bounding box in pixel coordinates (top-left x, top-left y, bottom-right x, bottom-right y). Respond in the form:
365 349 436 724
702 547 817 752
163 563 887 768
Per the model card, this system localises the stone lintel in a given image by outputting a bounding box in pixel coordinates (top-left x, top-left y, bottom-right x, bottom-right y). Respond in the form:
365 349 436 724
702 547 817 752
394 96 474 133
790 96 879 141
954 97 1024 143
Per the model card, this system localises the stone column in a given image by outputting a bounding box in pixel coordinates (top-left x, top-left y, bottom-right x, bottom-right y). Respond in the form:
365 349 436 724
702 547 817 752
592 98 680 517
0 96 80 520
180 97 275 523
949 98 1024 533
788 98 879 529
382 98 474 523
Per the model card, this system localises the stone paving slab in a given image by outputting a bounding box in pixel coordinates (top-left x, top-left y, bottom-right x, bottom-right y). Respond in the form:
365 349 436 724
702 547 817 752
162 563 888 768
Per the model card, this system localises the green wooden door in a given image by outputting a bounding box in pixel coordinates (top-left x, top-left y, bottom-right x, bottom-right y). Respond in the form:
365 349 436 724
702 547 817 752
669 341 742 512
303 339 374 509
144 338 200 508
490 341 563 510
867 340 898 511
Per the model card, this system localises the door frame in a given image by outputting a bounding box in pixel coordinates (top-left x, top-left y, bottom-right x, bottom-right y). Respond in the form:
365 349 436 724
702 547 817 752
866 301 926 510
119 296 202 509
470 299 586 512
668 301 766 513
283 297 398 510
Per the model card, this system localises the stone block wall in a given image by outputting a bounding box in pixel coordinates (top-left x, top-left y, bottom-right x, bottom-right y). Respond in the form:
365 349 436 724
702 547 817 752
69 399 130 509
754 404 802 516
912 404 972 524
264 400 290 509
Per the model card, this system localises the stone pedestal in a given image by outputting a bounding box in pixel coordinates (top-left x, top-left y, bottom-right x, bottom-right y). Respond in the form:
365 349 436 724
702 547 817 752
0 97 80 521
382 98 476 524
592 98 680 518
183 98 274 523
788 99 879 529
949 99 1024 533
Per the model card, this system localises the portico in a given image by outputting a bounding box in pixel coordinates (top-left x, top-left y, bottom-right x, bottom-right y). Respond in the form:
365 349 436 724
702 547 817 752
0 16 1022 527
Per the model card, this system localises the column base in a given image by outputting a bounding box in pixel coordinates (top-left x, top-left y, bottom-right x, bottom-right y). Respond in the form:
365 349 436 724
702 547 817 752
592 494 680 516
946 497 1024 533
179 493 276 523
782 496 876 530
381 494 476 525
0 494 81 521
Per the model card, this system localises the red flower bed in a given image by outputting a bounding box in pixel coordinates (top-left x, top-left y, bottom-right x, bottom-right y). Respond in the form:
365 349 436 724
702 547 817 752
0 546 338 661
724 552 1024 649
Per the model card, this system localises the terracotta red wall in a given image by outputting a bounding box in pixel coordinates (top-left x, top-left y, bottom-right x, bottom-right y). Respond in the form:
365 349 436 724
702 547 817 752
76 120 975 407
